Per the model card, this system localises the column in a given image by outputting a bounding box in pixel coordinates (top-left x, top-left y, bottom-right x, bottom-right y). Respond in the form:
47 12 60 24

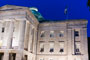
0 22 3 48
32 29 35 53
67 28 74 60
81 28 88 60
3 51 9 60
24 22 30 50
7 21 14 48
18 20 26 49
33 30 37 54
28 25 31 52
67 29 72 53
2 22 9 49
71 29 75 55
16 20 26 60
28 26 33 52
80 28 84 54
16 51 23 60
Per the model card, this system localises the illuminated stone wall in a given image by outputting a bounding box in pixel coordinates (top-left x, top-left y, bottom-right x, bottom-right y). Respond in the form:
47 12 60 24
0 5 88 60
37 20 88 60
0 5 39 60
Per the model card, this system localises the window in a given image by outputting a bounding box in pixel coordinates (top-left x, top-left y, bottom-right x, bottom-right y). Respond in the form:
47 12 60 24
50 48 54 52
49 42 54 52
49 58 53 60
24 55 27 60
76 48 80 52
2 27 5 33
9 53 16 60
0 53 4 60
40 58 44 60
59 41 64 53
50 31 54 37
60 48 64 52
75 41 81 55
40 48 44 52
74 31 79 37
40 31 45 37
59 31 64 37
40 42 44 52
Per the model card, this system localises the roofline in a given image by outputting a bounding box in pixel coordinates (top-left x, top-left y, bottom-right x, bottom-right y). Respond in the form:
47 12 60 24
39 19 88 24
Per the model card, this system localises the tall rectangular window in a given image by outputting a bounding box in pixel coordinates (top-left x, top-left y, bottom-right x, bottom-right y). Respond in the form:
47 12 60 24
40 58 44 60
49 58 53 60
2 27 5 33
0 53 4 60
59 31 64 37
49 42 54 52
40 42 44 52
50 31 54 37
40 31 45 37
9 53 16 60
59 41 64 53
75 41 81 55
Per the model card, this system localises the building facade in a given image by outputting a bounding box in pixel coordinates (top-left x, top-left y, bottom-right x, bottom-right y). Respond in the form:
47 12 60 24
0 5 88 60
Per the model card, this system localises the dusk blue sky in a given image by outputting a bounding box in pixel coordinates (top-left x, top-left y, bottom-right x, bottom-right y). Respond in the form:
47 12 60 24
0 0 90 37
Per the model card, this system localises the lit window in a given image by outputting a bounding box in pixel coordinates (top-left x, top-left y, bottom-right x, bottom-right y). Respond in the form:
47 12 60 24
59 31 64 37
40 31 45 37
74 31 79 37
50 31 54 37
2 27 5 33
49 42 54 52
40 42 44 52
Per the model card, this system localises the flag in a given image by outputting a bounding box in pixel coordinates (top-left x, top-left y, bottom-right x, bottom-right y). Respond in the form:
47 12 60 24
64 7 68 15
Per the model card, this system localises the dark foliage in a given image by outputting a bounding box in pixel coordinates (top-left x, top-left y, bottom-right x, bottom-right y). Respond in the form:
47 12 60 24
88 0 90 6
88 37 90 60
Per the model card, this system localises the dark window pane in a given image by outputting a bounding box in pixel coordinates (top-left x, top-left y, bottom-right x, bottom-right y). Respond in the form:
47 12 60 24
59 34 63 37
2 28 5 33
60 48 64 52
50 48 54 52
76 49 79 52
75 48 81 55
41 34 44 37
40 48 44 52
50 34 54 37
75 31 79 36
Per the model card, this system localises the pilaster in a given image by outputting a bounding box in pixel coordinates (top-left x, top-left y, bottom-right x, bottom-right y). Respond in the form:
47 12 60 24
3 51 9 60
18 20 26 49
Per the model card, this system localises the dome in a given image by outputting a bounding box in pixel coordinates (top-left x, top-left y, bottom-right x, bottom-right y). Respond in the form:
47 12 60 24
29 7 45 22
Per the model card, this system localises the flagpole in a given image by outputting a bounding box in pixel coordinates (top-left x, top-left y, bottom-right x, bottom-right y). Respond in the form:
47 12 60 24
66 6 68 20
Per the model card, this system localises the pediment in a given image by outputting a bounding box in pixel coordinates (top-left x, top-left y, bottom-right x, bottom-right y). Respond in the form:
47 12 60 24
0 5 27 11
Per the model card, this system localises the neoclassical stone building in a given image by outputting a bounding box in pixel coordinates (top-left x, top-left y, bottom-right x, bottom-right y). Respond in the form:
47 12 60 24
0 5 88 60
